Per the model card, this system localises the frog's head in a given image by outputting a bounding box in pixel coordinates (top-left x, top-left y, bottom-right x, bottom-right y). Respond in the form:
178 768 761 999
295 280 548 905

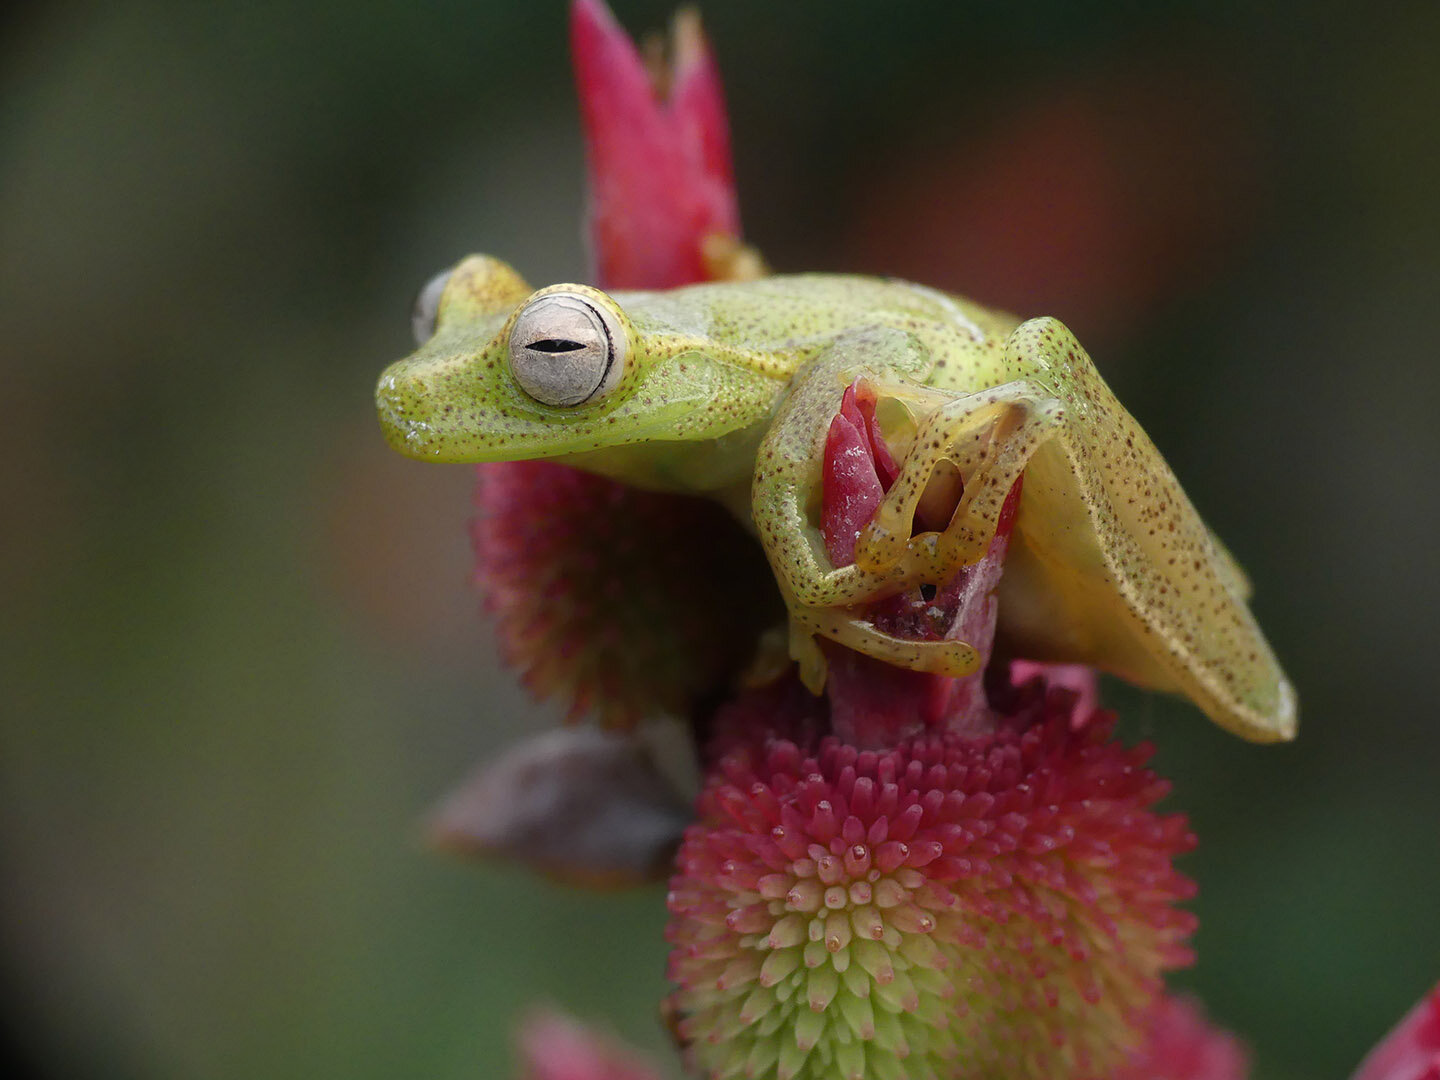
376 255 781 464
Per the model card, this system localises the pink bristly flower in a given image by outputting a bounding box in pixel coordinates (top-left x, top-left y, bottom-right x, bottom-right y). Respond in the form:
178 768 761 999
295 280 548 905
1352 983 1440 1080
666 680 1198 1080
472 460 775 728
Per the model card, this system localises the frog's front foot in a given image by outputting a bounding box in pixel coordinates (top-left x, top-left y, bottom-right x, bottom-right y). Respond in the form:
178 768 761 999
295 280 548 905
852 390 1060 584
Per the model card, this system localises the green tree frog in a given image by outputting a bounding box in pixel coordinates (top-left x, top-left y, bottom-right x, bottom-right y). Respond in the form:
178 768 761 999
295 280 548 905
377 255 1296 743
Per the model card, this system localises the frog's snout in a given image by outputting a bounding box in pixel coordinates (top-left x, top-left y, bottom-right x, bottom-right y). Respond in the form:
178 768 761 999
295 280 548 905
375 363 443 460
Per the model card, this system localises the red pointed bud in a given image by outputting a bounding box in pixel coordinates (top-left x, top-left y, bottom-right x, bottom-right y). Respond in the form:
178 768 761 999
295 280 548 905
570 0 741 290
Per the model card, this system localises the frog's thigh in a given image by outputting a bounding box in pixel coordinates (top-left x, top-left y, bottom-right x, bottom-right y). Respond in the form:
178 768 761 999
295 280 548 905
855 382 1065 578
993 317 1296 742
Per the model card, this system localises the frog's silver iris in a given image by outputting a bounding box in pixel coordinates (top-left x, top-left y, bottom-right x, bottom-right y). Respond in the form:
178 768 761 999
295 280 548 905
410 267 453 345
508 292 625 407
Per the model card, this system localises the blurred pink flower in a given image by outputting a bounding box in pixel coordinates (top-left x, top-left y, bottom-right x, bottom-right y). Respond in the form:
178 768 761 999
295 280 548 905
846 66 1264 346
519 1010 664 1080
1352 984 1440 1080
1115 996 1249 1080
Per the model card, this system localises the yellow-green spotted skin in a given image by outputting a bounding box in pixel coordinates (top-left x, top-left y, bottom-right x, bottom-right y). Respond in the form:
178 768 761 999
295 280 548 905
377 255 1296 743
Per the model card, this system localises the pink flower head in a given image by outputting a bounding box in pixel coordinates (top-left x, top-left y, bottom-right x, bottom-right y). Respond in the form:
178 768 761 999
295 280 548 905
1353 983 1440 1080
464 14 1241 1080
666 680 1197 1080
472 460 776 728
571 0 741 290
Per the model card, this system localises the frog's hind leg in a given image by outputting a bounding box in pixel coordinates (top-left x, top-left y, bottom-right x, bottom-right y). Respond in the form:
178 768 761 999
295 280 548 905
928 316 1297 743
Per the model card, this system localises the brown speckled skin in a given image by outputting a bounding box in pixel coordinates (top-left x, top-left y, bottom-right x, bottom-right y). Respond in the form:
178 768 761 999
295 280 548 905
377 256 1295 742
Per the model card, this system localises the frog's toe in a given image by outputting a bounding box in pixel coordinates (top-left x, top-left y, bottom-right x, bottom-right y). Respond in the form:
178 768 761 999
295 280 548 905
853 518 909 575
934 528 992 573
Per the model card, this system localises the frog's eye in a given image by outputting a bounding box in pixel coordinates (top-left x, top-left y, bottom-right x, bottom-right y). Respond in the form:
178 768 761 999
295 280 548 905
507 292 626 407
410 267 452 345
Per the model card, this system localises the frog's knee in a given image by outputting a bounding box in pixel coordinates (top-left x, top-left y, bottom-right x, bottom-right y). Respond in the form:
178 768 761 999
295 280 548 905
1011 314 1074 346
782 565 860 608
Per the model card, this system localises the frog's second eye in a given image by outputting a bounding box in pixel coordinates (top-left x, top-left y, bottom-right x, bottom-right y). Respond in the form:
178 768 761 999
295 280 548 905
508 293 626 407
411 268 452 345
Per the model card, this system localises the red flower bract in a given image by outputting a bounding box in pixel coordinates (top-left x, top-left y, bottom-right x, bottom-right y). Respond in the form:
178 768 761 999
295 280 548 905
571 0 741 290
817 379 1022 746
666 680 1198 1080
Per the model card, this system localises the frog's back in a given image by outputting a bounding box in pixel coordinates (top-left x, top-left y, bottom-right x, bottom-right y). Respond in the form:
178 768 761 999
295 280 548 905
615 274 1018 388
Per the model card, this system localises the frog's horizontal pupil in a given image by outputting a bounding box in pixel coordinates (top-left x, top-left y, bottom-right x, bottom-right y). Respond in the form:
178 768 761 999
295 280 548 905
506 290 628 408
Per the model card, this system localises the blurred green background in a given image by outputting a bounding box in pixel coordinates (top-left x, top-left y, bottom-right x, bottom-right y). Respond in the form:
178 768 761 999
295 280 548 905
3 0 1437 1077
